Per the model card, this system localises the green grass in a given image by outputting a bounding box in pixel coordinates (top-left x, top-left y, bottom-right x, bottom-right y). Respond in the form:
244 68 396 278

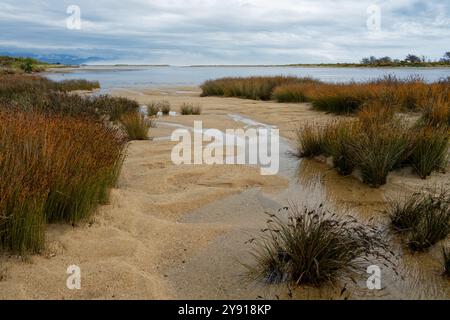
245 204 389 286
443 247 450 276
180 102 202 115
295 122 328 158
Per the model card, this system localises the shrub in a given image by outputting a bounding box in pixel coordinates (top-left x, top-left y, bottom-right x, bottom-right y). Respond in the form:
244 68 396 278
245 205 390 286
120 112 150 140
408 126 449 179
0 111 126 252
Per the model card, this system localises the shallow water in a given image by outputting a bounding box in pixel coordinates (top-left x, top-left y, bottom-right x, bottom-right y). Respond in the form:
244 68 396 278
44 65 450 91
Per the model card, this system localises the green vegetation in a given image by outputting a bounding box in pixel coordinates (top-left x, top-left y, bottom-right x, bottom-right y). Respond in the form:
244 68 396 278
245 205 389 286
386 189 450 251
0 74 139 253
443 247 450 276
180 102 202 115
0 56 52 74
120 112 150 140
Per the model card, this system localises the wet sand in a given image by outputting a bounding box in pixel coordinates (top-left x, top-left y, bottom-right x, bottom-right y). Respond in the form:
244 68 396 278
0 87 449 299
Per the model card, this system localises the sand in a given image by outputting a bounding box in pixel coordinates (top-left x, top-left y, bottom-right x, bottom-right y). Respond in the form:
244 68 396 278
0 87 448 299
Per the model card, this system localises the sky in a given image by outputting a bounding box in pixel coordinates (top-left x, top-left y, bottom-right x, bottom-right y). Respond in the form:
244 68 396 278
0 0 449 65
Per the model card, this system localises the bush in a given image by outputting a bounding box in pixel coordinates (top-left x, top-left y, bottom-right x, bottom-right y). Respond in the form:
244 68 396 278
120 112 150 140
245 205 390 286
180 103 202 115
272 80 320 102
408 126 449 179
0 111 126 252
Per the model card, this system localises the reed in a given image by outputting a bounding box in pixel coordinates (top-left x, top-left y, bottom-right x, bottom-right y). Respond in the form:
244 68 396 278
0 111 126 252
295 122 328 157
120 112 150 140
245 205 389 286
443 247 450 276
386 189 450 251
201 76 315 100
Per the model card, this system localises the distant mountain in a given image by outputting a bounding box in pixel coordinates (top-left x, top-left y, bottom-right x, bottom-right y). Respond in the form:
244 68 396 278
0 51 105 65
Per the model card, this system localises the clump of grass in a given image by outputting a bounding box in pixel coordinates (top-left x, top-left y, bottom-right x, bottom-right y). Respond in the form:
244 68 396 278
419 93 450 127
147 102 160 116
323 121 359 175
443 247 450 276
180 103 202 115
120 112 150 140
272 80 320 102
295 122 327 157
55 79 100 91
357 100 396 127
201 76 316 100
245 204 390 286
0 111 126 252
387 189 450 251
408 126 449 179
159 100 171 115
353 127 410 187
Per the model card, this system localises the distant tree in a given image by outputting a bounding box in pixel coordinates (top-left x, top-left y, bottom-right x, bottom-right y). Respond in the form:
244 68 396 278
441 52 450 63
361 57 371 64
404 54 422 64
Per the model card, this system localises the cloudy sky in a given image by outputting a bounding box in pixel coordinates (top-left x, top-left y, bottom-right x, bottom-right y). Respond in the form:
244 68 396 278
0 0 449 65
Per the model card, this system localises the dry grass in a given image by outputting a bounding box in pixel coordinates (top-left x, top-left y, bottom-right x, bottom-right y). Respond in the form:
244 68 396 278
0 111 126 252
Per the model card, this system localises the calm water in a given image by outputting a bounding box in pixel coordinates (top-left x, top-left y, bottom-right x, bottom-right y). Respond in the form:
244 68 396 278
44 66 450 91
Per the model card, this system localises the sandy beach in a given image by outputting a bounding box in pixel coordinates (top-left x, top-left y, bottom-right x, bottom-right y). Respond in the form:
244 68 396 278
0 87 449 300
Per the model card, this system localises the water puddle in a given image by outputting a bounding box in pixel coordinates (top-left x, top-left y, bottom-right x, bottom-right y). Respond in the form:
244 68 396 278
155 114 449 300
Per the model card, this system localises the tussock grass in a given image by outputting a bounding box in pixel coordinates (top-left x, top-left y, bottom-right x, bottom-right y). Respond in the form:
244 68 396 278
295 122 328 157
201 76 316 100
147 102 160 116
201 75 450 119
159 100 171 115
245 204 390 286
180 102 202 115
323 121 359 175
408 126 449 178
386 189 450 251
351 122 411 187
0 111 126 252
120 112 150 140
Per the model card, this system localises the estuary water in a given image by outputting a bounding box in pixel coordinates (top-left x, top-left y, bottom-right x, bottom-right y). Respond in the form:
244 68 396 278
44 65 450 91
